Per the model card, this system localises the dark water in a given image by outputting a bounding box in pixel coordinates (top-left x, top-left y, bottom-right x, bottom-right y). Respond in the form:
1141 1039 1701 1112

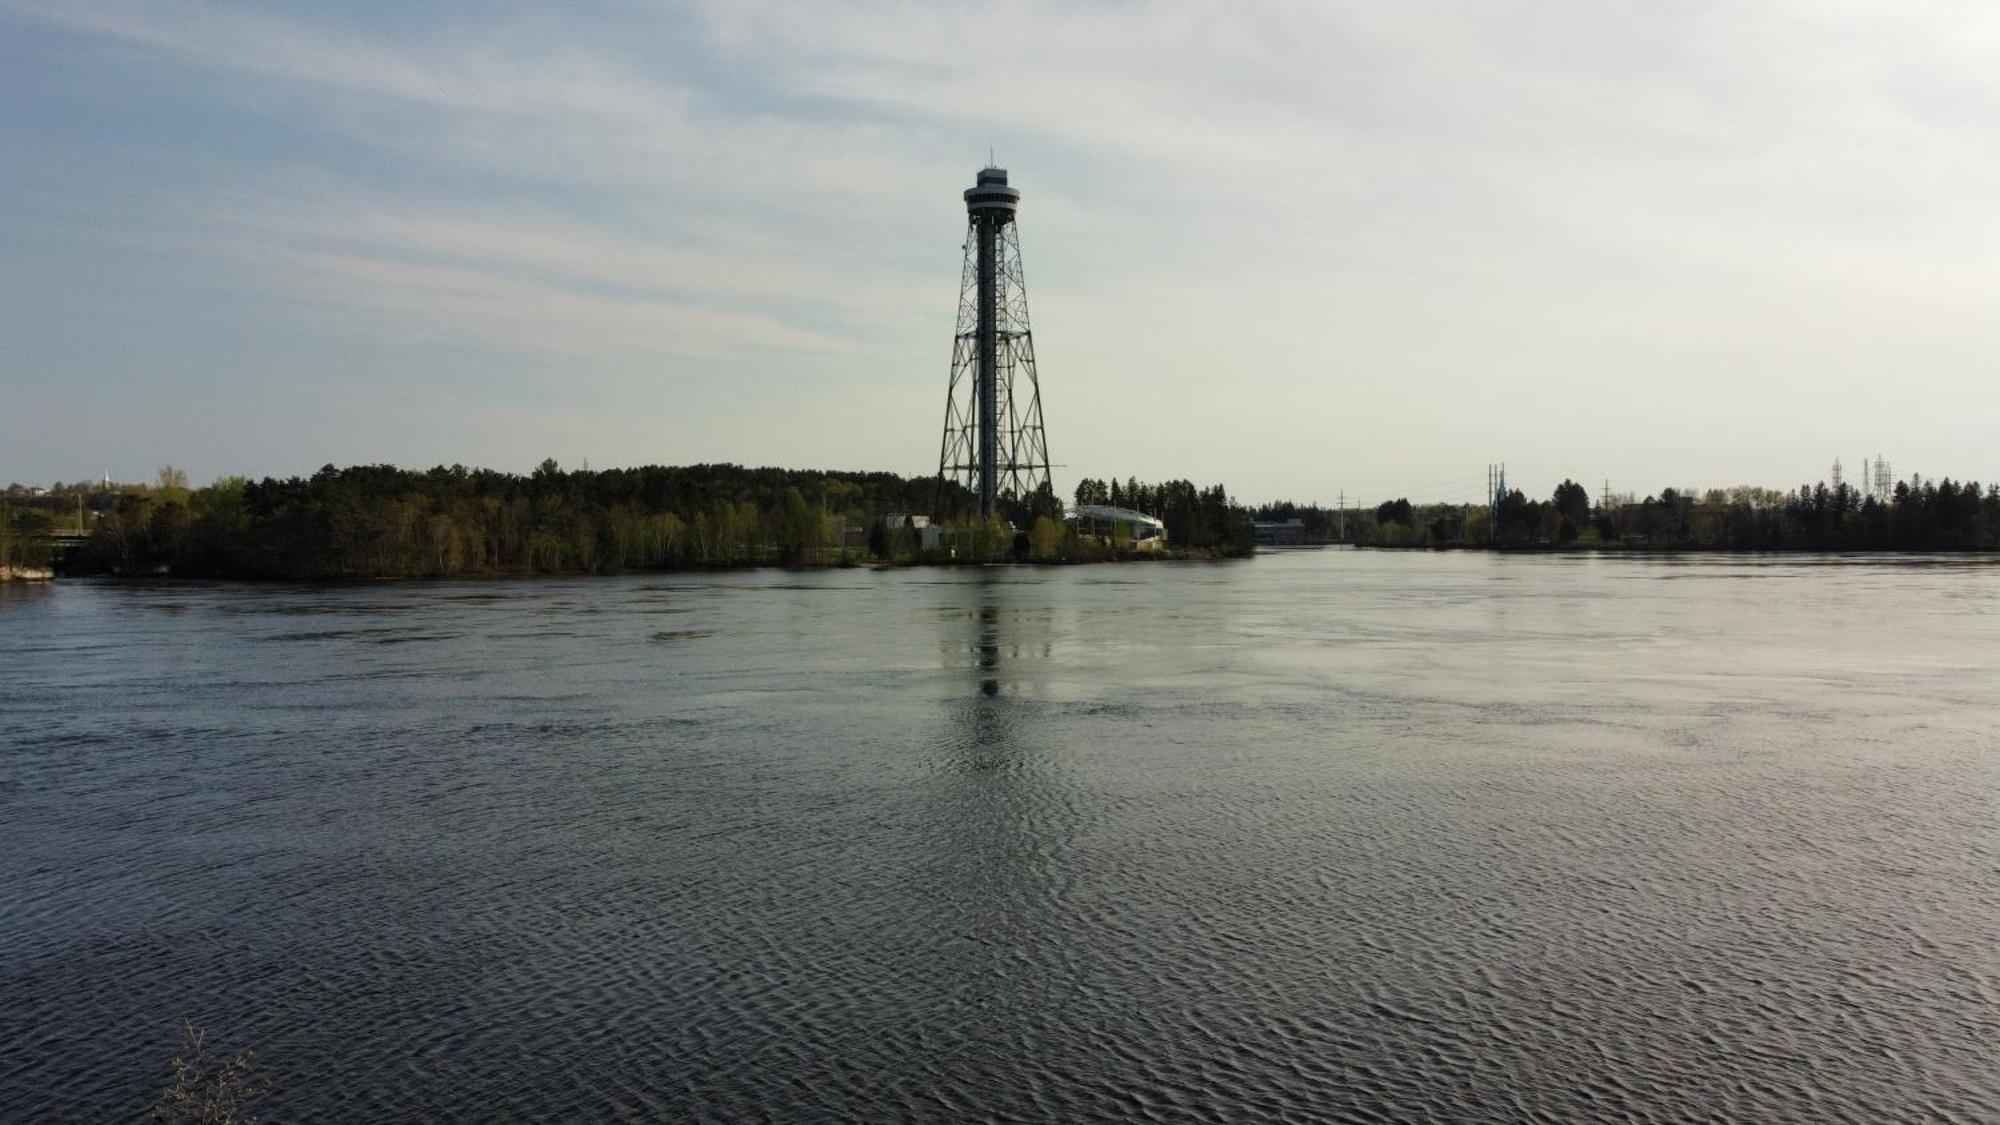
2 553 1995 1122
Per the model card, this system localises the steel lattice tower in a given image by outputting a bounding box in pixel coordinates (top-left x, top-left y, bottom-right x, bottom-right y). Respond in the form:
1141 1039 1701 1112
936 166 1052 520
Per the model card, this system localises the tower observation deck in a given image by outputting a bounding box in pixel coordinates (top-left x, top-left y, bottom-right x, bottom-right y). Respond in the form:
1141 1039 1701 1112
935 167 1053 521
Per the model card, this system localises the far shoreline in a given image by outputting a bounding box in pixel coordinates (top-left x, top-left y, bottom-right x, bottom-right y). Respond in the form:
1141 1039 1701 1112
50 548 1250 584
1352 542 2000 556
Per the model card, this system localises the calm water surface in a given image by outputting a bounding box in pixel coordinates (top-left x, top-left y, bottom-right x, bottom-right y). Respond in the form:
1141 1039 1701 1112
1 552 1996 1122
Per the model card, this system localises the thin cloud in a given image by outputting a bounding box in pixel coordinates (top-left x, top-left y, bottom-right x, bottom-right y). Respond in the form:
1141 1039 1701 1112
8 0 688 120
4 0 1998 491
252 243 856 361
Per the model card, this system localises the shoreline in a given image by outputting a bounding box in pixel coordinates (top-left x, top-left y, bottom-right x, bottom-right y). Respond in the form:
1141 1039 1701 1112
44 543 2000 582
1352 542 2000 555
54 549 1249 584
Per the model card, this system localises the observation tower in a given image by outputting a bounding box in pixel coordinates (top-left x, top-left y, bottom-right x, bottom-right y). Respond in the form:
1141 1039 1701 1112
935 166 1053 520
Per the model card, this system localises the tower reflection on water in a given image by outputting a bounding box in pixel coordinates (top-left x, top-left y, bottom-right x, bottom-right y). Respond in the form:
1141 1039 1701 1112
946 571 1056 770
923 569 1079 1018
962 571 1058 701
961 576 1013 773
976 596 1001 698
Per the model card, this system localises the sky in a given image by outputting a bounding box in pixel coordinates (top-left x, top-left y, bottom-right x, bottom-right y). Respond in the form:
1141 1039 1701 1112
3 0 1997 506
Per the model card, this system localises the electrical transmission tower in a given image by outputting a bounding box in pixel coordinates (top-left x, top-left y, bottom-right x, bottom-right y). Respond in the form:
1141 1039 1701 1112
935 166 1053 520
1485 463 1508 545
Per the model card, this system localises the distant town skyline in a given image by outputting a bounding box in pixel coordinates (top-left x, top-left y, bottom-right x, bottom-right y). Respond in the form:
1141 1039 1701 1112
4 1 1997 504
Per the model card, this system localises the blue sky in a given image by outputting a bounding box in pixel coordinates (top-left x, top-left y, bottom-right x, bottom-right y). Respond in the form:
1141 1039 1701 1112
4 1 1998 504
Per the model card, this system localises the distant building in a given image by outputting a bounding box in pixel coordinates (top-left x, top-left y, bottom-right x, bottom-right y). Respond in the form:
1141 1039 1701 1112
1069 504 1166 550
885 513 930 531
1252 519 1307 547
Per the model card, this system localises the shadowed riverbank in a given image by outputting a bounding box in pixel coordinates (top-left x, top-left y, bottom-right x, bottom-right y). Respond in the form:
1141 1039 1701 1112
45 462 1255 580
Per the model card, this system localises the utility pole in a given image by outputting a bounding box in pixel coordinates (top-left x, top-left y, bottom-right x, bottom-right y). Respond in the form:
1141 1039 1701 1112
1487 463 1508 545
1337 490 1345 542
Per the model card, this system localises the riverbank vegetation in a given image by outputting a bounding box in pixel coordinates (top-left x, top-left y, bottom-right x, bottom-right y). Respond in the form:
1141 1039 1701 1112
1257 475 2000 551
1 494 71 579
1 507 46 577
25 462 1255 578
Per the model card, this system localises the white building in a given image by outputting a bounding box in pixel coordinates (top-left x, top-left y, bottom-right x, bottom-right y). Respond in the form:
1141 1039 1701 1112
1068 504 1167 549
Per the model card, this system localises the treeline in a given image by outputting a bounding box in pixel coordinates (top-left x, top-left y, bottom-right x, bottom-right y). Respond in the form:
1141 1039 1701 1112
3 480 100 572
1587 478 2000 550
65 462 961 578
1252 501 1344 541
49 461 1256 578
1348 476 2000 550
1072 477 1257 554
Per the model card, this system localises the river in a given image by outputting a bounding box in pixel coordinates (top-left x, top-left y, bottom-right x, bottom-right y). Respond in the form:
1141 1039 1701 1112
1 551 1995 1121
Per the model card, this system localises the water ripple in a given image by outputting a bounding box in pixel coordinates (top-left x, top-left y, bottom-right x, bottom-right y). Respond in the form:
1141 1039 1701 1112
1 559 1996 1121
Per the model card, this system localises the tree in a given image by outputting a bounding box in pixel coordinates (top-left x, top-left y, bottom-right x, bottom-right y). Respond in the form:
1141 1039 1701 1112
1552 479 1590 532
1493 489 1538 544
1026 480 1063 523
1375 498 1414 527
1030 515 1063 560
967 515 1010 560
1463 507 1491 544
775 488 817 565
